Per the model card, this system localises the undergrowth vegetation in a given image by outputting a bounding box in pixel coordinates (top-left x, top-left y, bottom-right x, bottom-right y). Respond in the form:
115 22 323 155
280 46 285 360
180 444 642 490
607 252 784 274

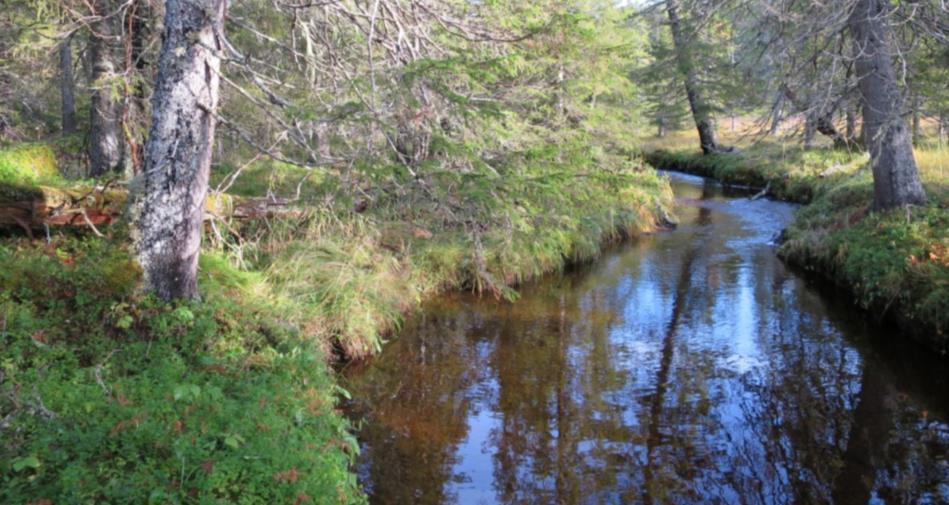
643 127 948 351
0 239 364 503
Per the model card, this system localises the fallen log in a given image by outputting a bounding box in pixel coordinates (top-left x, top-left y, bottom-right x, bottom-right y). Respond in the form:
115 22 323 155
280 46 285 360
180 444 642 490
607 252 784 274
1 182 303 235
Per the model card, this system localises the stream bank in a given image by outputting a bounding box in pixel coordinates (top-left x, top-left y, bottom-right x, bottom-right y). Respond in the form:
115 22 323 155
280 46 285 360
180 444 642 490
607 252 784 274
644 148 948 354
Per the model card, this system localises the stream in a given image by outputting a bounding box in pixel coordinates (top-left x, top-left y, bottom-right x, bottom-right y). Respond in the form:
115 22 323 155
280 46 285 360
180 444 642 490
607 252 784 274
343 172 949 505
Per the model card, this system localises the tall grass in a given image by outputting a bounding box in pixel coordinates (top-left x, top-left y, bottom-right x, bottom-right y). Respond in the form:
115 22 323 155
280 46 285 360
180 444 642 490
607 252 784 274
212 166 674 360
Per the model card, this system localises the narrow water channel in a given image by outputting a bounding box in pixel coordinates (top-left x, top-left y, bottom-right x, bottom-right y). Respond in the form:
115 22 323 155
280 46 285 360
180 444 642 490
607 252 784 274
343 173 949 505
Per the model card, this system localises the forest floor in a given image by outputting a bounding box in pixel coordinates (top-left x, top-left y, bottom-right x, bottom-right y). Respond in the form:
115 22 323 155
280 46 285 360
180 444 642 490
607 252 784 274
641 126 948 354
1 138 672 502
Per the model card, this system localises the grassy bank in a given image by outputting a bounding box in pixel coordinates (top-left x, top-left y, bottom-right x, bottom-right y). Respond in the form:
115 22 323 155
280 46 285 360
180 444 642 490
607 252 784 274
209 161 673 359
1 141 673 502
642 128 948 353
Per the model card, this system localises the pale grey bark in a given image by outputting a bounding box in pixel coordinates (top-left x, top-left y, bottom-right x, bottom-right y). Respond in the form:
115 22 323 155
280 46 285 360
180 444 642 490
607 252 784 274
911 92 921 145
849 0 926 209
59 36 76 134
88 2 122 176
134 0 225 300
665 0 721 154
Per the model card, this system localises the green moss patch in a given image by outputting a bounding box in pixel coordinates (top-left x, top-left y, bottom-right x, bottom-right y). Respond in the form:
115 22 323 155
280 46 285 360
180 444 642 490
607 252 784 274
0 239 365 504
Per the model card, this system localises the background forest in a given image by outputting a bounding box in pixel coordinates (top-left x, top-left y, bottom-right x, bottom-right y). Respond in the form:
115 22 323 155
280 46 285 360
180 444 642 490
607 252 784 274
0 0 946 502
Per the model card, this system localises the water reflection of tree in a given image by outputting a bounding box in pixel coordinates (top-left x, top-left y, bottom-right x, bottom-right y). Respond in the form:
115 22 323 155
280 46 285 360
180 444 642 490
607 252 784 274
724 281 949 505
489 276 637 503
344 310 490 504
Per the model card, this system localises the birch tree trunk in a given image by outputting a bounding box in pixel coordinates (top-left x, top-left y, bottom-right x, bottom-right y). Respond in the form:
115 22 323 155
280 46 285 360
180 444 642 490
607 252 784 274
848 0 926 209
59 36 76 134
665 0 720 154
88 1 122 176
134 0 224 300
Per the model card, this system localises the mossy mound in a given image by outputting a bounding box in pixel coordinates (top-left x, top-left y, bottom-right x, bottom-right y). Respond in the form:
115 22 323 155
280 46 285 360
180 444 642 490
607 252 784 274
0 143 61 186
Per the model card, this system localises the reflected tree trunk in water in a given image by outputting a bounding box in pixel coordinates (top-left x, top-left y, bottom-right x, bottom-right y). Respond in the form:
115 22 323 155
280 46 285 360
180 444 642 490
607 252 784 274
555 293 579 504
831 359 894 505
643 191 710 503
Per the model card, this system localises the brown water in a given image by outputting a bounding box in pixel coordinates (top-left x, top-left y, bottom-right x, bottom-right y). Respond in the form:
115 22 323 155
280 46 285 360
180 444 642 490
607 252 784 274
342 173 949 505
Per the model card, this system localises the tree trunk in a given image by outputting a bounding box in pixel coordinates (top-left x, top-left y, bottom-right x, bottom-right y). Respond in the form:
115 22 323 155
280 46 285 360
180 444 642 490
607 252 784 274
845 104 856 143
804 113 816 148
665 0 720 154
59 36 76 134
657 116 666 137
124 0 155 176
133 0 225 300
769 90 784 136
849 0 926 209
911 92 921 145
815 114 849 148
88 1 122 177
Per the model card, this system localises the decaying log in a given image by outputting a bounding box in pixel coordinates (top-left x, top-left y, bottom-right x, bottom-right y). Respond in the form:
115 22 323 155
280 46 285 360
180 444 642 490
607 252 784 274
1 183 303 233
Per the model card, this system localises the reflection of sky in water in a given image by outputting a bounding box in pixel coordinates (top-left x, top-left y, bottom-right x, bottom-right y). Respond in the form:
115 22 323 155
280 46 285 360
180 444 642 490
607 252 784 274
345 172 949 505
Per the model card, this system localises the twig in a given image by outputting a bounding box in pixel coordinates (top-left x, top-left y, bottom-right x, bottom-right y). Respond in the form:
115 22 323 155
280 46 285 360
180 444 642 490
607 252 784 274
94 350 118 401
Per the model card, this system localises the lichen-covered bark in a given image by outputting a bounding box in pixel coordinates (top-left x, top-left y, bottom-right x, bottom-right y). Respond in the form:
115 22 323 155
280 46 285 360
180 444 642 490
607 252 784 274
848 0 926 209
134 0 224 300
88 1 122 176
665 0 720 155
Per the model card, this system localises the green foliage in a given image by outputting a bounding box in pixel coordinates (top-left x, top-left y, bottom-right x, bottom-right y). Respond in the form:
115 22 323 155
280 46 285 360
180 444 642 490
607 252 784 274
196 0 677 360
265 219 415 358
0 239 365 504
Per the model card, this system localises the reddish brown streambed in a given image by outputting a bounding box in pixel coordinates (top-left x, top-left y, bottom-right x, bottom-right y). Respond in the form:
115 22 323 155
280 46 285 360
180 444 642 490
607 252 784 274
342 172 949 505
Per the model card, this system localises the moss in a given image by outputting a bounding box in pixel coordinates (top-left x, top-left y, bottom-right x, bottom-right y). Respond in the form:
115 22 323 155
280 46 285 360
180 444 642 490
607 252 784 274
0 143 61 186
0 238 365 503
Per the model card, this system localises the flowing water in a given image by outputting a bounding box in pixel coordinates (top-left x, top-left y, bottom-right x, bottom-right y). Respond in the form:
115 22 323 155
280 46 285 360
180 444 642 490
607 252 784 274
343 173 949 505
